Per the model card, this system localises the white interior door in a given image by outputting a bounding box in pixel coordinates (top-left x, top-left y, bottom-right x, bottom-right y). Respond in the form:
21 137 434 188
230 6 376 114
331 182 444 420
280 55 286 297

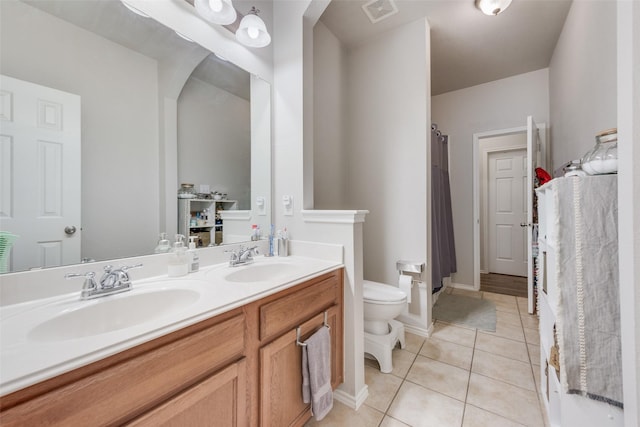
488 149 528 277
525 116 539 314
0 74 81 271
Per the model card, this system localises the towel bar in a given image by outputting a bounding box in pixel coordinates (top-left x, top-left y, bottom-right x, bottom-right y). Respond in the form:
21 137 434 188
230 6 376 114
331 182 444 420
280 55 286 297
296 310 331 347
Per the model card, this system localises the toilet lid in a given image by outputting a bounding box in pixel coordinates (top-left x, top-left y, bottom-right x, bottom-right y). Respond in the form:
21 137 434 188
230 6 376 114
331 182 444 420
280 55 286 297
363 280 407 303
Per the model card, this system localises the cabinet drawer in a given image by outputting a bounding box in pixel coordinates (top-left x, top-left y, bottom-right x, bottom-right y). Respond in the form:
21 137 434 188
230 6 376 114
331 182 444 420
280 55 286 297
0 313 246 426
259 271 341 341
128 359 248 427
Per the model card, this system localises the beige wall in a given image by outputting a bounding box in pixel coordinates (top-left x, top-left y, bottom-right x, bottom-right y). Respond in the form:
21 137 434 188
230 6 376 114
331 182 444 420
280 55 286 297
549 0 617 171
313 18 431 287
432 69 549 287
345 19 431 286
313 21 347 210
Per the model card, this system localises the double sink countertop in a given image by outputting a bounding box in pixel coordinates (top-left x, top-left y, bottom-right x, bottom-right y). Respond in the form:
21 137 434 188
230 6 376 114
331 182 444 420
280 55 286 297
0 256 342 396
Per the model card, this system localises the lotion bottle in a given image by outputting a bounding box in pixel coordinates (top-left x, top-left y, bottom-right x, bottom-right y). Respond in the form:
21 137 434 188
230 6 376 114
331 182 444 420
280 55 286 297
187 236 200 273
168 236 188 277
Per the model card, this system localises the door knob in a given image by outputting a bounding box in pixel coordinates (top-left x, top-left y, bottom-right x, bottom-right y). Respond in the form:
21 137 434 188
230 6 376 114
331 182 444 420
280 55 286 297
64 225 77 235
520 223 528 227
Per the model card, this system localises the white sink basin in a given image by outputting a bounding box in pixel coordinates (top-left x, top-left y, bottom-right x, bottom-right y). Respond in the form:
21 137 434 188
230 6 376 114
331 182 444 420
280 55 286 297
223 262 303 283
27 288 200 342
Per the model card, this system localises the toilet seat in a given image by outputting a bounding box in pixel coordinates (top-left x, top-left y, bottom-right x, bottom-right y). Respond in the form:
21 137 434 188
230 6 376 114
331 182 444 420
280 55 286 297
363 280 407 304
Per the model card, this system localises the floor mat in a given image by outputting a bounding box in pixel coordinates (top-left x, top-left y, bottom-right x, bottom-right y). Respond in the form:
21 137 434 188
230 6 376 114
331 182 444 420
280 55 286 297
433 293 497 332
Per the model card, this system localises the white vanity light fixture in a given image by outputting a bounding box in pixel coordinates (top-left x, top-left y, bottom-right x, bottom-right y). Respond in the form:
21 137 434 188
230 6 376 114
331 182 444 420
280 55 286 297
194 0 237 25
235 7 271 48
120 0 150 18
475 0 512 16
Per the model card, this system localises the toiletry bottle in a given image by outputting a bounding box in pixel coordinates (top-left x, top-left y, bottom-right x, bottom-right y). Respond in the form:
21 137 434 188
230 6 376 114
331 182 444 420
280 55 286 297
168 235 188 277
154 232 171 253
251 224 261 241
187 236 200 273
267 224 275 257
278 227 289 257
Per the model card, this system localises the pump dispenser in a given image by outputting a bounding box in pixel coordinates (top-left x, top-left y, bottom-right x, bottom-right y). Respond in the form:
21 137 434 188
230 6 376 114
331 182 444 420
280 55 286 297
187 236 200 273
168 235 188 277
154 232 171 253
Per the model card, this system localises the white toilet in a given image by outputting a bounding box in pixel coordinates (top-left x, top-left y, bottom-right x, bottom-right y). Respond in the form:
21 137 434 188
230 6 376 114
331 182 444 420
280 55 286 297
363 280 407 373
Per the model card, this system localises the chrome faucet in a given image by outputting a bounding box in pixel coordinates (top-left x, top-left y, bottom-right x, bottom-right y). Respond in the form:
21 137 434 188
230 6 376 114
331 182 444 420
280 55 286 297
226 245 259 267
66 263 143 300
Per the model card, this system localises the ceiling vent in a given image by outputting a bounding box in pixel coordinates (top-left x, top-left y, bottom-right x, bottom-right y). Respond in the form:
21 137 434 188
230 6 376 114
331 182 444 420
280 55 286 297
361 0 399 24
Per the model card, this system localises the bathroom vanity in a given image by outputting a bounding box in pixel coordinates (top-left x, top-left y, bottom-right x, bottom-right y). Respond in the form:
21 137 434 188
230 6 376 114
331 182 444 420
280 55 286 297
0 258 344 426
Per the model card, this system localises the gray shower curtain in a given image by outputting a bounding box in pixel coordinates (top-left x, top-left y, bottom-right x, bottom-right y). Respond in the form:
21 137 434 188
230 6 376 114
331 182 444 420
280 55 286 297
431 124 457 292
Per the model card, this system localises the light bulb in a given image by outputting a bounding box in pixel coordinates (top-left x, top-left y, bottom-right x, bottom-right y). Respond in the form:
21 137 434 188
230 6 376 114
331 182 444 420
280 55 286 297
235 7 270 48
475 0 512 16
194 0 236 25
248 27 259 39
209 0 223 13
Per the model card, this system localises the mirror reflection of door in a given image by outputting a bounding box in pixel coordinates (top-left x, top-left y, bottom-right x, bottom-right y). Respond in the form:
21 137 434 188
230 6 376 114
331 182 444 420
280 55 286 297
0 74 81 271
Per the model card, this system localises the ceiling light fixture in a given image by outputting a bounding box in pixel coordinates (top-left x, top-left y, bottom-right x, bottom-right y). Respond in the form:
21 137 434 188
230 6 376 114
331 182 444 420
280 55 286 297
120 0 150 18
235 7 271 48
194 0 237 25
475 0 512 16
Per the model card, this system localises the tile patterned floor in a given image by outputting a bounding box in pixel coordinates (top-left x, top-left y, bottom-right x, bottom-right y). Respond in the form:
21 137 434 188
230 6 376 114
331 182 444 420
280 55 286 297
305 289 547 427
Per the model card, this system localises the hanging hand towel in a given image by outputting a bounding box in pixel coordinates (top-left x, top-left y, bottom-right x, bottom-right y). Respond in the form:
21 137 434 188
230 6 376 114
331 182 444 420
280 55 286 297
301 326 333 421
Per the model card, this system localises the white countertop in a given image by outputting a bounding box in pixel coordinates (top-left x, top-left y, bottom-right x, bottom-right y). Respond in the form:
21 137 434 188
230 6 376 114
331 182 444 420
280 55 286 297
0 255 342 396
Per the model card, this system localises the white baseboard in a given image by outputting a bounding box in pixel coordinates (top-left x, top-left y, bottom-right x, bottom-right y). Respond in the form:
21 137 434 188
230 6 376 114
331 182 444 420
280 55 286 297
403 322 433 338
450 282 477 291
334 384 369 410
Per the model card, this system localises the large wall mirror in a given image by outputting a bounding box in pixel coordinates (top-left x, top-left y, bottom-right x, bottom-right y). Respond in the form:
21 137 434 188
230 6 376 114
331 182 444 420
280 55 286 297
0 0 271 273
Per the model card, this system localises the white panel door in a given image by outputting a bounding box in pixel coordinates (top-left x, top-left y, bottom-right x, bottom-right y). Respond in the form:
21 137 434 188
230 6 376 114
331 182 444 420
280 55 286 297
0 75 81 272
488 148 527 277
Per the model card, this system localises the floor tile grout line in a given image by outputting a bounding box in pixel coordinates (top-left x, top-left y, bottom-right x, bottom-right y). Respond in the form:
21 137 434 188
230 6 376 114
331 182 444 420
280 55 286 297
376 338 423 427
518 293 549 426
469 371 538 394
460 327 478 427
464 402 530 427
520 295 550 425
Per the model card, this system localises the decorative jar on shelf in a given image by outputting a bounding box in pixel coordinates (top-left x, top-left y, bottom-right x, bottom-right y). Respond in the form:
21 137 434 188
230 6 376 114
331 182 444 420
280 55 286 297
581 128 618 175
178 183 196 198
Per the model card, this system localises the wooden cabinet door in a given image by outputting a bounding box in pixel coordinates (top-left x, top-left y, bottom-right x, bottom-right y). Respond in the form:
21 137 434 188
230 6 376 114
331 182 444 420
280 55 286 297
128 359 248 427
260 305 342 427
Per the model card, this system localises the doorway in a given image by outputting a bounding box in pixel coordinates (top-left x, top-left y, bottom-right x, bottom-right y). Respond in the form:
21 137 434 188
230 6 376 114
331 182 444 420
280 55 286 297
0 75 81 272
472 120 547 312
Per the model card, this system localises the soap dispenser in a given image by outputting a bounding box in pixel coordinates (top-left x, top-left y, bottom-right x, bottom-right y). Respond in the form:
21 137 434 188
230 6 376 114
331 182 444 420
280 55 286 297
154 232 171 253
168 235 188 277
187 236 200 273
